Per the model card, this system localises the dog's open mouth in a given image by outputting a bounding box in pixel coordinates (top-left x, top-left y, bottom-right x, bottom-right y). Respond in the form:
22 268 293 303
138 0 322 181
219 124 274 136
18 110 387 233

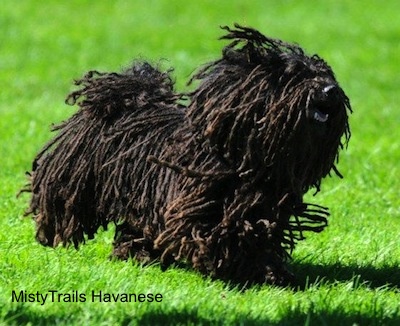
306 85 339 123
309 109 329 123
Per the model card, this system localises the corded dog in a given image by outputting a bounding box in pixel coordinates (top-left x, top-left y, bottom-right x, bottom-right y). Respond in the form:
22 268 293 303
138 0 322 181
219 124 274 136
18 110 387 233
25 25 351 286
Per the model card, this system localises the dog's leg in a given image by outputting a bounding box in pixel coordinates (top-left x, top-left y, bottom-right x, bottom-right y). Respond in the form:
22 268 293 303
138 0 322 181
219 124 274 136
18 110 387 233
112 220 161 264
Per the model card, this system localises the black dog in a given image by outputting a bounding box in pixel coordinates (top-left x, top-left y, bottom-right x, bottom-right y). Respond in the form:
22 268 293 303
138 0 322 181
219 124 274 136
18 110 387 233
25 25 351 285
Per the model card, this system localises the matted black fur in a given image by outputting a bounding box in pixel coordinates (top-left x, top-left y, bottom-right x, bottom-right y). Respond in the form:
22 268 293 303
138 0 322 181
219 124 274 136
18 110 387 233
24 25 351 285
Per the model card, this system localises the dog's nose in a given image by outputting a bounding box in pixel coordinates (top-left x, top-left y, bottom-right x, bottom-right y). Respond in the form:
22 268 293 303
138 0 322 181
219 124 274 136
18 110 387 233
322 84 338 97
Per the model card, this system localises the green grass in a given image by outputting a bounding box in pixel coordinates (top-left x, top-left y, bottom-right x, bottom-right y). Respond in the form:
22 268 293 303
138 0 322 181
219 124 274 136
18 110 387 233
1 0 399 325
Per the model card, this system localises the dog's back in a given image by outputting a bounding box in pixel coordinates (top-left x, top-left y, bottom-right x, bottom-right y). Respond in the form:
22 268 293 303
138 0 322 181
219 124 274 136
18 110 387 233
27 62 184 248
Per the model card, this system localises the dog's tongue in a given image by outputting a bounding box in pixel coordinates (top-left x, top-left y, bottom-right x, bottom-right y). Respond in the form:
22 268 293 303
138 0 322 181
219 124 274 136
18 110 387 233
313 110 329 122
306 108 329 123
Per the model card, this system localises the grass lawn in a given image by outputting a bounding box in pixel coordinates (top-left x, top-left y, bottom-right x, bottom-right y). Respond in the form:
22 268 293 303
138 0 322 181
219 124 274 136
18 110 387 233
1 0 399 325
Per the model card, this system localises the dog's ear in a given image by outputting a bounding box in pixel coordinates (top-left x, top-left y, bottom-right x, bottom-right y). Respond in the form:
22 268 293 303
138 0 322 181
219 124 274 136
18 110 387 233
186 25 304 173
188 24 351 186
186 27 299 174
187 64 260 170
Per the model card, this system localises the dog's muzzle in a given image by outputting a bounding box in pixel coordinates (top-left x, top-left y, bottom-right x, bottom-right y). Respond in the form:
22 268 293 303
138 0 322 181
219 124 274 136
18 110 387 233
307 84 339 123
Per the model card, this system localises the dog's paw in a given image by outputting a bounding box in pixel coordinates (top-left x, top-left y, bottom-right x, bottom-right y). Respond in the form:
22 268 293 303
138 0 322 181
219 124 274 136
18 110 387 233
264 265 295 286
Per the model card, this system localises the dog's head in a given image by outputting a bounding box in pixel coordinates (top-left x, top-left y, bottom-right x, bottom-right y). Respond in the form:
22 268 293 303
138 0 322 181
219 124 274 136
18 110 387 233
188 24 351 192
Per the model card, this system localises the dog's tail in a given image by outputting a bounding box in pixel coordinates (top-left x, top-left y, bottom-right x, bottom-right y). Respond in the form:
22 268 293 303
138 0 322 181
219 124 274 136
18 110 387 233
26 62 184 248
66 62 182 118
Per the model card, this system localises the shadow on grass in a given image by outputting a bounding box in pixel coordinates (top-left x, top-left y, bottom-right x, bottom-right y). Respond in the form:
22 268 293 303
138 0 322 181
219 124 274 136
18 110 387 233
291 261 400 290
4 304 400 325
137 309 400 325
163 259 400 292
